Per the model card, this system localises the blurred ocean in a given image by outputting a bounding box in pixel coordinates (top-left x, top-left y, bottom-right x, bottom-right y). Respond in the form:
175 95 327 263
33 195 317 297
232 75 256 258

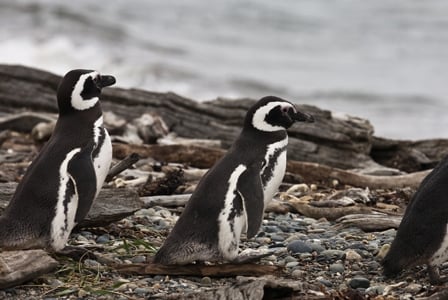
1 0 448 140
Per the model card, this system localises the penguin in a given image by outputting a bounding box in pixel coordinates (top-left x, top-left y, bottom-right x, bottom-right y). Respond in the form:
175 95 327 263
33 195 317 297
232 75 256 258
382 156 448 284
154 96 314 264
0 69 115 252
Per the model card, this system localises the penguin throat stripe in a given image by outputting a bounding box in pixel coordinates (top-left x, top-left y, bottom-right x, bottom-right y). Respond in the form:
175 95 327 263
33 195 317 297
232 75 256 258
71 72 99 110
252 101 291 132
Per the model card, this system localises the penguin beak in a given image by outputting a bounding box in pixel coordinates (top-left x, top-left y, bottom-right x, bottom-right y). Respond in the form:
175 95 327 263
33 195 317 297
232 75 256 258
292 110 314 123
99 75 116 88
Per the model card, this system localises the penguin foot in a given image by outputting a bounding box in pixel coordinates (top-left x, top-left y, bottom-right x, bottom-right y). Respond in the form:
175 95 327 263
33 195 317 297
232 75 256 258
231 248 275 264
55 246 98 261
428 265 448 285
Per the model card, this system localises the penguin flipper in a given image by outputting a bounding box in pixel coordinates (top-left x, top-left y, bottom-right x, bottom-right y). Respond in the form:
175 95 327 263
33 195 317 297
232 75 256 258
237 162 264 239
67 143 97 223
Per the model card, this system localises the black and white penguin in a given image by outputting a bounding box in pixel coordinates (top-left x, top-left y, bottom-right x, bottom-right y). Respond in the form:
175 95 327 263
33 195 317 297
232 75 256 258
382 156 448 284
154 96 314 264
0 69 115 251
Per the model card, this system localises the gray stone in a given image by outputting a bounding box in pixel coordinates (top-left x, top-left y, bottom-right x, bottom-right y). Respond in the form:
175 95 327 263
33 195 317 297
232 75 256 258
317 278 333 287
84 259 101 268
329 263 344 273
348 277 370 289
270 234 286 241
287 240 313 254
317 250 345 263
131 255 147 263
286 262 299 268
134 288 150 296
366 285 385 296
96 234 110 244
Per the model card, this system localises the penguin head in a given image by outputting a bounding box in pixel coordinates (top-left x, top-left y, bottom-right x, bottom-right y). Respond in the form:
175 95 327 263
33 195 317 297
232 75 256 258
246 96 314 132
57 69 116 114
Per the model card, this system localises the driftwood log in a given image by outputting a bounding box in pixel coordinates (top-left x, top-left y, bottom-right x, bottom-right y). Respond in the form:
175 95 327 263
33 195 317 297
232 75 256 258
162 276 316 300
112 142 431 189
115 263 283 278
2 64 448 172
0 250 58 289
0 183 142 229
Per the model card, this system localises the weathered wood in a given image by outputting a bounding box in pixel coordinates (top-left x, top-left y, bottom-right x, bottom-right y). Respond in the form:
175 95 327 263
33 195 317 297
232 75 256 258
115 262 283 277
112 142 225 169
105 153 140 182
142 194 291 214
288 201 372 221
287 161 431 189
0 183 142 228
164 276 315 300
336 213 402 231
372 136 448 173
0 250 58 289
113 142 431 189
0 64 390 170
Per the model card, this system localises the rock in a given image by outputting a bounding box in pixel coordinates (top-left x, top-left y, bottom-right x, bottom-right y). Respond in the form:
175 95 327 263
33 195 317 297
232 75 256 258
201 277 212 285
376 244 390 260
348 277 370 289
317 250 346 263
131 256 147 264
404 283 422 293
0 64 406 171
134 287 151 296
287 240 313 254
329 263 344 274
96 234 110 244
345 249 362 262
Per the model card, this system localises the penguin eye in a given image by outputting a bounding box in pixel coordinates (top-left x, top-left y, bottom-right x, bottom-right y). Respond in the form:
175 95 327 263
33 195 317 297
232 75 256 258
281 106 289 113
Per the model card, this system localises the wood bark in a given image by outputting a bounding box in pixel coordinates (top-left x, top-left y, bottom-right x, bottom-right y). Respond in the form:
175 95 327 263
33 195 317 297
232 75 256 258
1 63 433 171
115 262 283 277
0 250 58 289
0 183 142 229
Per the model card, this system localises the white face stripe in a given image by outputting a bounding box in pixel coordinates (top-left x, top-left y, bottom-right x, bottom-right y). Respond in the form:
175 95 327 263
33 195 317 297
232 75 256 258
51 148 81 251
71 71 99 111
252 101 294 132
218 164 247 259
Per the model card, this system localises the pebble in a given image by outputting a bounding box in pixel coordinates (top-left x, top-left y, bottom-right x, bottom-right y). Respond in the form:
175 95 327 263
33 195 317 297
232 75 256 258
317 250 345 263
366 285 385 296
404 283 422 293
131 255 147 263
287 240 313 254
134 287 151 296
96 234 110 244
286 261 299 268
84 259 101 268
345 249 362 262
329 263 344 273
201 277 212 285
376 244 390 260
291 269 306 279
348 277 370 289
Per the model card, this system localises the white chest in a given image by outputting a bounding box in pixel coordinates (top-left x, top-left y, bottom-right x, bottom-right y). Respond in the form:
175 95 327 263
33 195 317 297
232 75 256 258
92 118 112 196
261 138 288 206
